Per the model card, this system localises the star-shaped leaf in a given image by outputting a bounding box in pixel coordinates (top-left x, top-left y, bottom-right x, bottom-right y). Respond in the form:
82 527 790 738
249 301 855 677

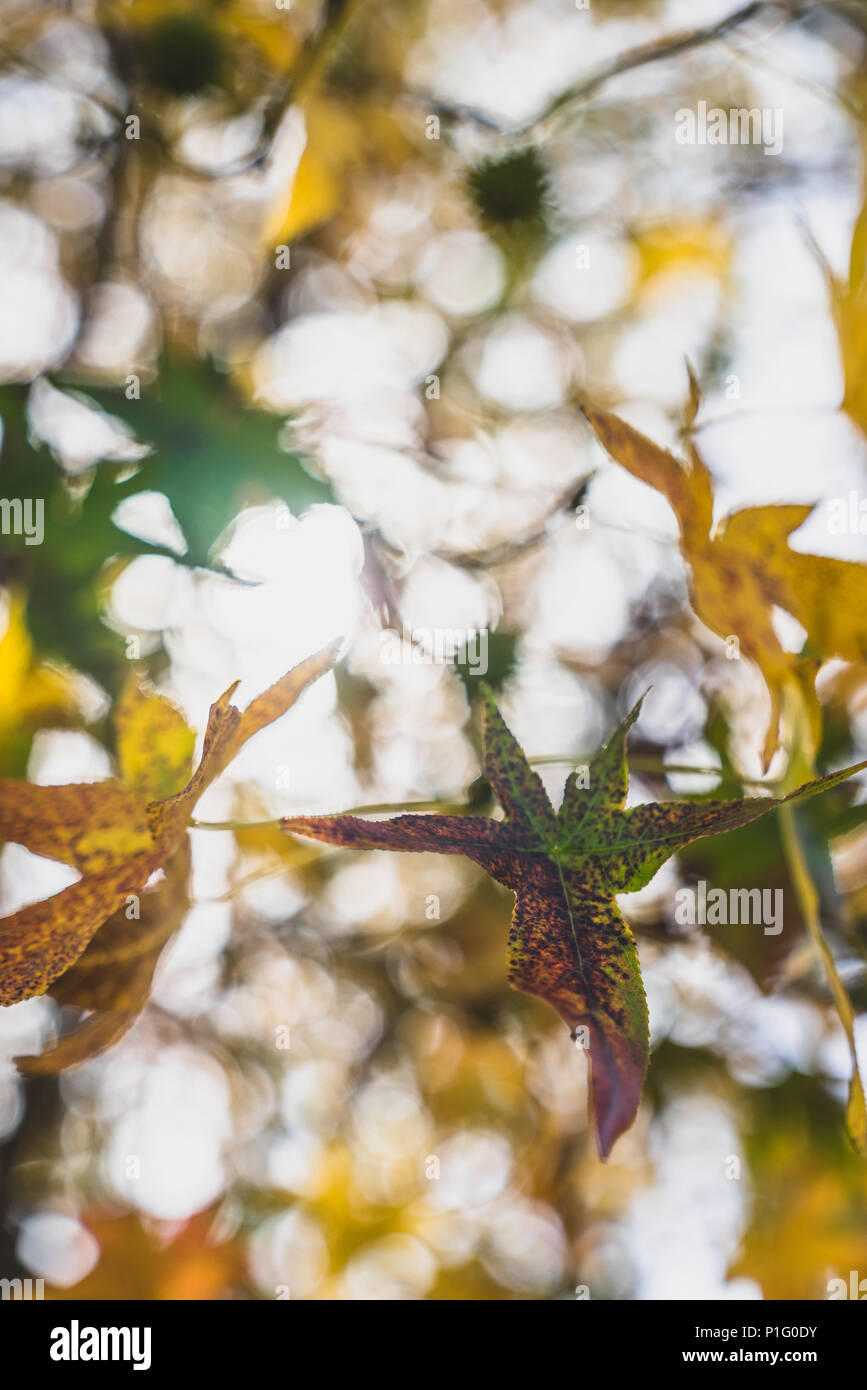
583 404 867 768
0 642 341 1059
0 361 335 688
283 688 867 1157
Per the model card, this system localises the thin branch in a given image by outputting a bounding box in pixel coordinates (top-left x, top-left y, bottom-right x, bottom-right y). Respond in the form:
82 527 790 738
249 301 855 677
822 0 867 35
779 802 867 1152
533 0 784 134
722 26 862 120
405 0 797 139
260 0 358 146
191 798 473 831
192 755 771 835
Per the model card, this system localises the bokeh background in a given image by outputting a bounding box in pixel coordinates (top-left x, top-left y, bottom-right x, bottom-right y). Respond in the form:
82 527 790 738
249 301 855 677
1 0 867 1300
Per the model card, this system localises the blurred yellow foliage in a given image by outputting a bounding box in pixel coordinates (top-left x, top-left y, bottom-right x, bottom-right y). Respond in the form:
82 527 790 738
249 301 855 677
0 590 78 767
829 187 867 438
47 1208 244 1301
633 218 732 293
265 98 410 247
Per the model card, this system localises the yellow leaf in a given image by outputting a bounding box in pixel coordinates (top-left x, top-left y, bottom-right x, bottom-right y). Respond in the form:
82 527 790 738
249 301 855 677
583 404 867 768
847 1074 867 1155
829 188 867 436
115 674 195 801
729 1116 867 1299
266 144 341 246
0 590 78 757
264 97 406 247
0 591 32 712
145 679 243 847
633 217 732 292
225 11 301 72
0 780 154 872
231 640 342 752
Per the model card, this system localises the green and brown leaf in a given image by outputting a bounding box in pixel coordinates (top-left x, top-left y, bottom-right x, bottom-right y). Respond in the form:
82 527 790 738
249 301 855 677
284 687 867 1157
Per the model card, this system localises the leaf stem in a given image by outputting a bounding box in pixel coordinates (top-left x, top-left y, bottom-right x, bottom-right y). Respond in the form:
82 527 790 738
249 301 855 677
190 798 469 831
778 802 866 1152
531 753 772 784
191 760 771 833
530 755 728 777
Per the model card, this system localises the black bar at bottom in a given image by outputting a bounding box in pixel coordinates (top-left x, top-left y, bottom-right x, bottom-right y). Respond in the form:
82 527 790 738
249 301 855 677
0 1297 859 1375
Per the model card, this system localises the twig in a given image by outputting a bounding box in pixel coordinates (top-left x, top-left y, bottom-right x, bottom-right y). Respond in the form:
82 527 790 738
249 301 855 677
405 0 796 139
779 802 867 1152
192 755 770 835
532 0 784 134
261 0 358 144
191 798 473 831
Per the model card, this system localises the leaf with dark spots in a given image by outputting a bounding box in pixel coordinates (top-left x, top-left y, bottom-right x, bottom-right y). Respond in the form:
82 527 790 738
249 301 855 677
16 840 191 1075
0 848 163 1008
284 686 867 1158
115 675 196 802
480 689 556 838
0 779 153 873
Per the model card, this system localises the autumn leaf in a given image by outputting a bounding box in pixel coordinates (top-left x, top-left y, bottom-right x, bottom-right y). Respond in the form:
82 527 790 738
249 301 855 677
582 403 867 768
17 838 191 1075
266 134 341 247
115 673 196 802
728 1074 867 1299
0 641 341 1035
264 96 409 247
283 687 867 1157
632 217 732 295
0 778 154 873
821 186 867 438
0 590 80 772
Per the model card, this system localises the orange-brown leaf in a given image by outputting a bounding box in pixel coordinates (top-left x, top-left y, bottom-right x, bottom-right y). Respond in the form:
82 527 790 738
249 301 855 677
583 403 867 767
0 642 340 1019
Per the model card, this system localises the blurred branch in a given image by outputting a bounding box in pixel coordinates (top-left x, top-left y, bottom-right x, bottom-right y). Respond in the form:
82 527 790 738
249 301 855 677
405 0 828 138
823 0 867 34
779 802 867 1151
158 0 357 179
531 755 745 780
263 0 357 138
436 478 594 572
534 0 784 132
193 798 477 831
723 30 861 120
